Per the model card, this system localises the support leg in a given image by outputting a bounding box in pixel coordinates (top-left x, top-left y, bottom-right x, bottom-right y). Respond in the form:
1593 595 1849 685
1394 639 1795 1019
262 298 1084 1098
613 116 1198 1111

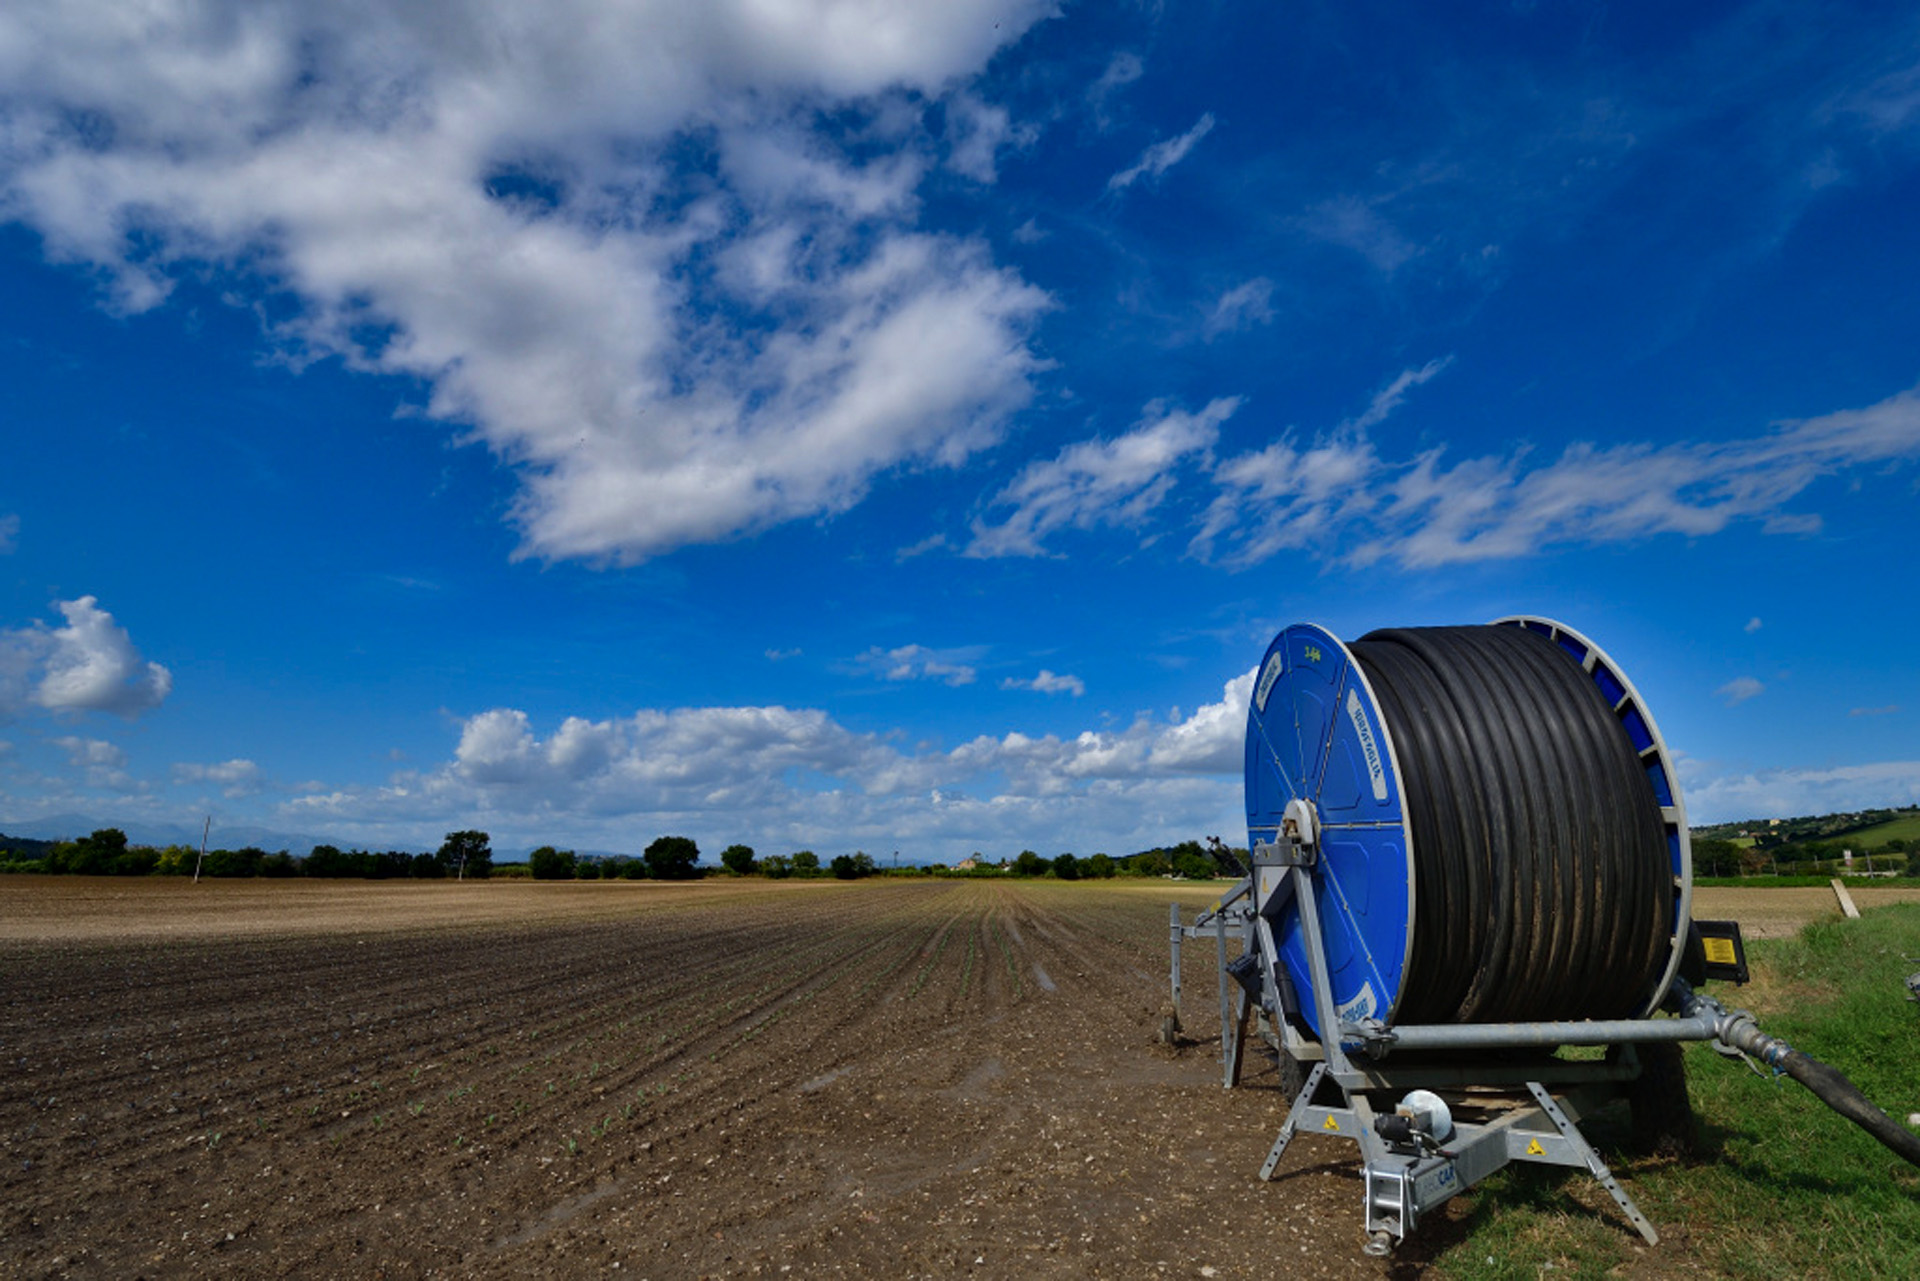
1260 1062 1327 1180
1525 1082 1659 1246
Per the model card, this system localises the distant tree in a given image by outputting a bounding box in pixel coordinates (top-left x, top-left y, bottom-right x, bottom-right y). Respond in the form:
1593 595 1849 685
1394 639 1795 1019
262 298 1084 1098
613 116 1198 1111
111 843 159 876
49 828 129 875
791 850 820 876
644 835 701 880
1052 852 1081 880
619 856 649 880
1172 850 1214 880
529 845 577 880
259 850 299 878
828 851 877 880
1013 849 1045 877
761 854 792 879
370 850 412 879
720 843 758 876
1085 853 1115 879
439 830 492 879
575 858 602 880
411 850 446 879
203 846 267 878
1692 838 1742 878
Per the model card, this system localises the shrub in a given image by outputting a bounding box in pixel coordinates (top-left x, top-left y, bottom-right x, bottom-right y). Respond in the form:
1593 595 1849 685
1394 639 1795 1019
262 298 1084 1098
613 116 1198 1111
529 845 577 880
720 843 758 875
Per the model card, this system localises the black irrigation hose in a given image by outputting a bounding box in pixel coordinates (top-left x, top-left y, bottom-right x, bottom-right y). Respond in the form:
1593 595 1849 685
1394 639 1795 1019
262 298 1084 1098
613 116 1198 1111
1348 626 1673 1025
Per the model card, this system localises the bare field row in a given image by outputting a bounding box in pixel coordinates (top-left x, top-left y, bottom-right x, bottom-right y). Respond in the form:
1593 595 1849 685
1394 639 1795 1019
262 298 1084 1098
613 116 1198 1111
0 876 1877 1278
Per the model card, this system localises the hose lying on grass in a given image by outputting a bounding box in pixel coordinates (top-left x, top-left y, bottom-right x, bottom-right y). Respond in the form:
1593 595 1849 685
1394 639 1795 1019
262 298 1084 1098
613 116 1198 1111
1670 977 1920 1168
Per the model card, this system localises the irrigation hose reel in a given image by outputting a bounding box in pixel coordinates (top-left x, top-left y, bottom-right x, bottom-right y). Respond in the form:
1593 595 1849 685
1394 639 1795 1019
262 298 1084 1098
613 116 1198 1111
1168 617 1920 1256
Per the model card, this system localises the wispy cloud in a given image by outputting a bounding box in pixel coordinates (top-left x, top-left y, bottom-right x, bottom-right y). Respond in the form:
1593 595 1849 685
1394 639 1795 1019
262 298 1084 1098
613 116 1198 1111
968 397 1240 557
1198 380 1920 570
1108 113 1216 191
0 514 17 555
172 758 264 798
1717 676 1765 706
1850 704 1900 717
1001 670 1085 696
51 735 135 791
855 644 979 687
1202 278 1275 339
1744 616 1763 633
1686 759 1920 824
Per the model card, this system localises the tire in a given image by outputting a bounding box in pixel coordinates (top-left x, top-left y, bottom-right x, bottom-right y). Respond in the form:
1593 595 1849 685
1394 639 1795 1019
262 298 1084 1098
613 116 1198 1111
1626 1041 1697 1158
1277 1048 1308 1103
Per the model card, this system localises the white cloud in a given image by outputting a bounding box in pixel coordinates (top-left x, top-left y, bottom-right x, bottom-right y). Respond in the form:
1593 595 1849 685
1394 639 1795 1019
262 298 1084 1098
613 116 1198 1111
1348 357 1453 432
1717 676 1765 706
855 643 978 687
1196 379 1920 570
0 513 17 554
51 734 135 790
1850 704 1899 717
1685 760 1920 824
945 93 1036 183
0 597 172 718
1001 670 1085 696
1088 52 1144 122
278 673 1255 859
1744 616 1763 633
1107 112 1215 191
1300 195 1421 273
0 0 1057 564
1202 277 1275 339
172 758 263 798
969 397 1241 556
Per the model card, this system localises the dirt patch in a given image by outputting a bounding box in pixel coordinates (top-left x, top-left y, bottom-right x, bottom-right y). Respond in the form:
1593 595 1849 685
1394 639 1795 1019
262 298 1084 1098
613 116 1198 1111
0 877 1694 1278
1690 884 1920 938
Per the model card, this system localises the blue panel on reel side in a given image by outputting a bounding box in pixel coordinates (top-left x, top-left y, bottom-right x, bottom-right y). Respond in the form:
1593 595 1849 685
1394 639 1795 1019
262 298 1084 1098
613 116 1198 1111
1245 624 1413 1037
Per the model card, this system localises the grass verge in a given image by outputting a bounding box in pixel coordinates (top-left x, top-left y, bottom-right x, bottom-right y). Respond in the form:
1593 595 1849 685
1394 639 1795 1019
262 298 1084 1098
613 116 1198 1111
1429 903 1920 1279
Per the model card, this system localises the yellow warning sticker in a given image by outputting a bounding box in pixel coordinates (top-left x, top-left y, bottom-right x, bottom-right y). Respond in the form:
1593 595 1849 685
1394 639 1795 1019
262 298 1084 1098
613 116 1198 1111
1525 1138 1546 1156
1703 937 1737 965
1322 1116 1341 1132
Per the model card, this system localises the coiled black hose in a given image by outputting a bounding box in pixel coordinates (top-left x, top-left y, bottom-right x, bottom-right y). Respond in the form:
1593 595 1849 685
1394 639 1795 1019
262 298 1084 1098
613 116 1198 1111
1349 626 1674 1024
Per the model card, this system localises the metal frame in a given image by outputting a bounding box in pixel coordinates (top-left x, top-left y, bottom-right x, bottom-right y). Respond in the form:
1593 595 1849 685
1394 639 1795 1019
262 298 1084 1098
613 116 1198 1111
1171 828 1727 1255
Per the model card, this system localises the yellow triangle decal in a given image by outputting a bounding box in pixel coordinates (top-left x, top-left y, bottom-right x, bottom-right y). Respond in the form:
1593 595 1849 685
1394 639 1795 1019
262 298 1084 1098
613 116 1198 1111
1322 1115 1340 1132
1525 1138 1545 1156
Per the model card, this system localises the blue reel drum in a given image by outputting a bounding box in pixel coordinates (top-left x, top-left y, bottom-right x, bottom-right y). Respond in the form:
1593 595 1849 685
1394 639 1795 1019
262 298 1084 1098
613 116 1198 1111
1244 618 1691 1037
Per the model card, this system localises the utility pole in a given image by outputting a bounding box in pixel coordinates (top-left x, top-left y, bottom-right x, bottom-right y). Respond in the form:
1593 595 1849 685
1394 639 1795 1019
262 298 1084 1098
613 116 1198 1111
193 815 210 883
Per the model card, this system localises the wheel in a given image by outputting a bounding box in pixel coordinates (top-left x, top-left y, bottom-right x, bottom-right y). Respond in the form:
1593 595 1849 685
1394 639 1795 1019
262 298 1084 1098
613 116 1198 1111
1626 1041 1697 1157
1276 1047 1307 1103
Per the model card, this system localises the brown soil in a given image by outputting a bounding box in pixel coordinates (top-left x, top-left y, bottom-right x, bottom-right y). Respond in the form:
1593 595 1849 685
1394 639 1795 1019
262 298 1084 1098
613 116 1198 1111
2 876 1849 1279
1690 884 1920 938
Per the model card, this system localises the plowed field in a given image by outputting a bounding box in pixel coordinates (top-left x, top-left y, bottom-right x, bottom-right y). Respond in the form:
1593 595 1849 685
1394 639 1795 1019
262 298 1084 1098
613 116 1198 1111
0 877 1864 1277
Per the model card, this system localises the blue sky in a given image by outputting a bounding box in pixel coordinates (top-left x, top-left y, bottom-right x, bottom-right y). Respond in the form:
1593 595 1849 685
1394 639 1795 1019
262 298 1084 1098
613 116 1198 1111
2 0 1918 859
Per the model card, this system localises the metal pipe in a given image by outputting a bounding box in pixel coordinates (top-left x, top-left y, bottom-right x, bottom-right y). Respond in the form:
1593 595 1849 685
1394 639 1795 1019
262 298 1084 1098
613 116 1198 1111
1357 1013 1720 1053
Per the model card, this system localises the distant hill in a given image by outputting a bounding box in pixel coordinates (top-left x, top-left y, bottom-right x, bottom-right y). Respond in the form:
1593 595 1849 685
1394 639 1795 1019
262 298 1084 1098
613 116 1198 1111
0 815 356 857
0 830 57 859
1694 804 1920 848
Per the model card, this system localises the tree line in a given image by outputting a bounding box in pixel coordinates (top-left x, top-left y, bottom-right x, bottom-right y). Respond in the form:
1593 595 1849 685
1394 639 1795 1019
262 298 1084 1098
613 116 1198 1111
1 829 1247 881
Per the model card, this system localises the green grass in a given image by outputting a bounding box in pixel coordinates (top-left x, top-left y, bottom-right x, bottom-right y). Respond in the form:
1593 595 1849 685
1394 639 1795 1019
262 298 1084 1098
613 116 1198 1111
1830 813 1920 848
1429 903 1920 1279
